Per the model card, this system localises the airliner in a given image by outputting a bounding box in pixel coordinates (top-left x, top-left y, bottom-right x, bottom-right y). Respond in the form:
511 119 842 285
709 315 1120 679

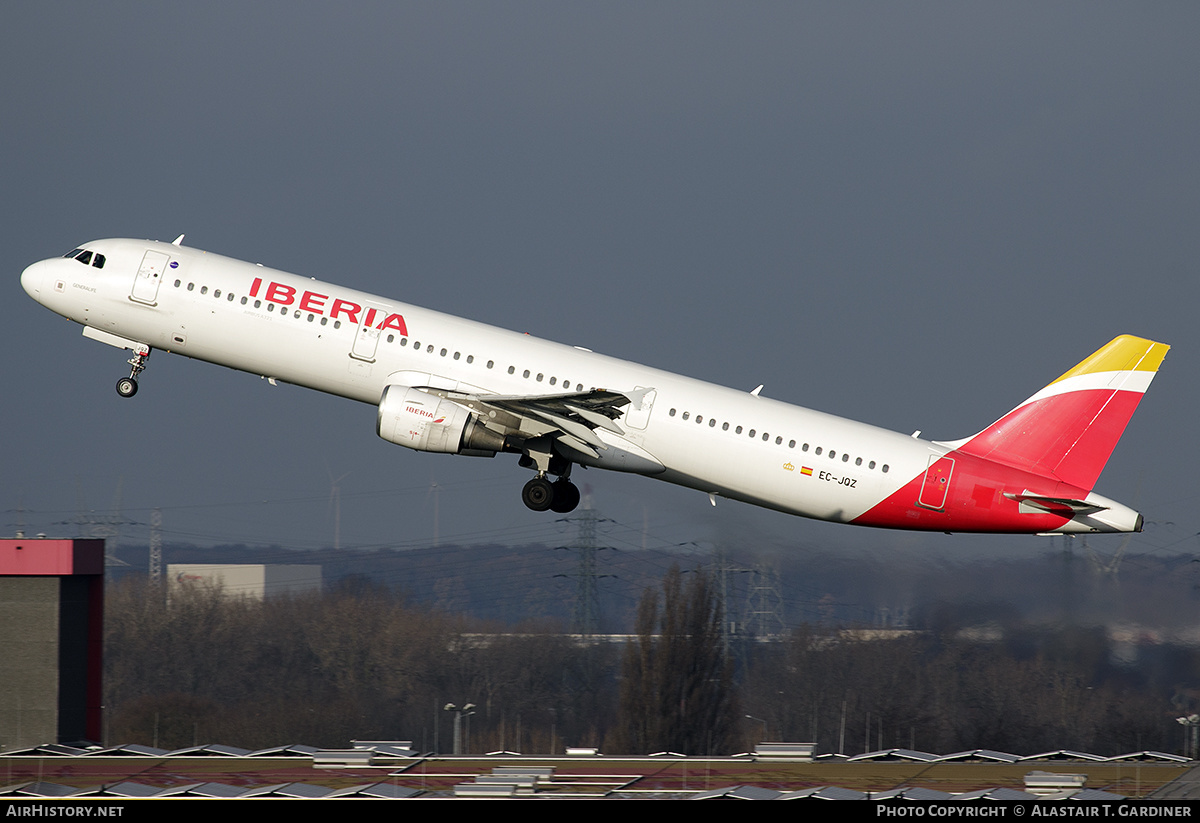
21 237 1169 533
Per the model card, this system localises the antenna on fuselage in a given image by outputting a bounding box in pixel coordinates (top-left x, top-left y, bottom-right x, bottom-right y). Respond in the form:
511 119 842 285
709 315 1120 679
172 234 185 246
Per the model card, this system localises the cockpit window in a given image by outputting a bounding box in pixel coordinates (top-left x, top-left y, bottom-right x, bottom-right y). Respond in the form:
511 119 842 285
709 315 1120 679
63 248 106 267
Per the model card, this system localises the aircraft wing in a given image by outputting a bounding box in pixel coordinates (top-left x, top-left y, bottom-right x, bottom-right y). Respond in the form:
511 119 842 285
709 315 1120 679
421 387 632 459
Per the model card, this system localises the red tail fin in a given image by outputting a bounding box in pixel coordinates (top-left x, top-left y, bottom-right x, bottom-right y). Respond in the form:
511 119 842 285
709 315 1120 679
951 335 1169 491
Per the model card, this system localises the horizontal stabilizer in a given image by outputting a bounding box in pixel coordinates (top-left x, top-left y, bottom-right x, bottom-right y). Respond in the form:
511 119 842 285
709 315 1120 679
1003 492 1106 518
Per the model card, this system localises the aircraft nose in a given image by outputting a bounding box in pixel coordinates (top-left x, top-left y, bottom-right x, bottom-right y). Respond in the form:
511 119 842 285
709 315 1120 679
21 260 45 298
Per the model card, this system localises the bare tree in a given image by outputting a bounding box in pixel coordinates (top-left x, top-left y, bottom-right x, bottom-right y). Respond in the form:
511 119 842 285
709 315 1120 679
612 565 738 754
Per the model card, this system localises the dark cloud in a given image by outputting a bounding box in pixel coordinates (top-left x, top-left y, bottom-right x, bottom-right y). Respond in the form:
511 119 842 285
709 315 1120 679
4 3 1197 558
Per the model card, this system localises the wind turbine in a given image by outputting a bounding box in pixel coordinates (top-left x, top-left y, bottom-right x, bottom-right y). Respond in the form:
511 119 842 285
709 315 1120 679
327 468 350 550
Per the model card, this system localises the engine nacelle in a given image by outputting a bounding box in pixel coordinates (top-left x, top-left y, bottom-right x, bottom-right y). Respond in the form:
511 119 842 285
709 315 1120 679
377 386 504 456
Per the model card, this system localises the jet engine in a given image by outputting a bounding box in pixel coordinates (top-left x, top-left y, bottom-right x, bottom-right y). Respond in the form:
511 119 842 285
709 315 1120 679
377 385 505 456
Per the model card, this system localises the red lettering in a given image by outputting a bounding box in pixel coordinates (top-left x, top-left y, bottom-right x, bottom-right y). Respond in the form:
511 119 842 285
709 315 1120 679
380 313 408 335
265 282 295 305
250 281 407 332
330 298 361 323
299 290 328 313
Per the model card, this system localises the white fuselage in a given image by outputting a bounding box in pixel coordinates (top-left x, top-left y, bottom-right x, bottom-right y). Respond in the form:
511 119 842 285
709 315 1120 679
23 237 1149 533
22 238 931 523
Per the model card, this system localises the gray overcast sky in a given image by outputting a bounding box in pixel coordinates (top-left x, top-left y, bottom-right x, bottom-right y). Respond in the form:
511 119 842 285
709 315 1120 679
3 3 1197 561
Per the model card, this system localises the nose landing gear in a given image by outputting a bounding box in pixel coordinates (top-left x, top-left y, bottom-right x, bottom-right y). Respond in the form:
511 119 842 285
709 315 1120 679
116 347 151 398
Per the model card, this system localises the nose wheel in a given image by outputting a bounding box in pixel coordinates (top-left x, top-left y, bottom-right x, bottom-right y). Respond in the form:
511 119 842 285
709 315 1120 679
115 347 151 398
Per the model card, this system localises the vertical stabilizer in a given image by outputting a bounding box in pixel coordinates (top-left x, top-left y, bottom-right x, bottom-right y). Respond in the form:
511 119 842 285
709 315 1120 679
953 335 1168 491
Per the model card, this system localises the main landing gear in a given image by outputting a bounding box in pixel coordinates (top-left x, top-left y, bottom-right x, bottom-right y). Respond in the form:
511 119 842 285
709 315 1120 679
115 347 151 398
518 451 580 513
522 476 581 513
518 444 580 513
522 475 581 513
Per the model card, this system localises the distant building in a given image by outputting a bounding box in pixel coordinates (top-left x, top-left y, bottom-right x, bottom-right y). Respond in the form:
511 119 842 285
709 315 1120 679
0 538 105 749
168 564 321 601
